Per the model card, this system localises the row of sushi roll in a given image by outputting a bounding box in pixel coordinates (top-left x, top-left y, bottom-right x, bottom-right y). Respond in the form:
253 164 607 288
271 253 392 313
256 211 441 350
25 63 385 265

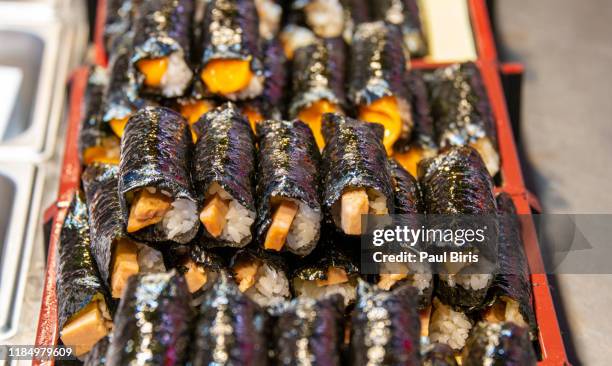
60 0 523 363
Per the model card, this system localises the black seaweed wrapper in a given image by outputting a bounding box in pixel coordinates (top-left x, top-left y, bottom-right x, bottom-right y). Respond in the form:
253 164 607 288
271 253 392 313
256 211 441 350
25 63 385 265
348 21 408 106
198 0 263 81
350 281 421 365
230 247 288 277
241 38 288 120
274 295 345 366
370 0 428 58
321 114 394 230
395 69 435 153
429 63 498 150
422 343 458 366
78 66 115 163
106 272 193 366
255 119 322 256
190 274 268 366
192 103 256 246
289 37 346 118
56 191 108 331
103 0 135 55
462 322 537 366
82 163 130 286
103 33 148 125
492 193 538 339
118 107 198 244
419 146 497 310
292 247 359 283
83 336 110 366
131 0 194 92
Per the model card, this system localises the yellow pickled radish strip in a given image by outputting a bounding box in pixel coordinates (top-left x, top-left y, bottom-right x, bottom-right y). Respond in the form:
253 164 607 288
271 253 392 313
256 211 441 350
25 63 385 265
180 100 214 125
340 188 369 235
316 266 349 287
359 96 402 154
127 189 173 233
264 200 299 251
378 273 408 291
137 57 169 87
199 193 230 238
298 99 338 149
201 59 253 94
82 146 119 165
109 116 129 138
60 301 110 357
394 147 425 177
110 238 139 298
234 259 262 292
243 106 264 132
183 259 208 293
420 306 432 337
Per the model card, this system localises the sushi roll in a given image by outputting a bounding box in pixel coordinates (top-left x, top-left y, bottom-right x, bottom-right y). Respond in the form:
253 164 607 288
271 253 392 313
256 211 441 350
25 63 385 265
192 103 256 247
349 280 421 365
197 0 265 100
174 245 224 299
348 21 412 154
56 192 112 357
292 248 359 306
106 272 194 365
422 343 459 366
103 33 155 138
274 295 345 365
83 163 166 299
428 298 473 351
484 193 537 340
239 37 288 131
289 37 346 149
255 119 322 256
429 63 500 176
255 0 283 40
461 322 537 366
419 146 497 311
377 159 433 310
230 248 291 307
118 106 199 244
131 0 194 97
369 0 428 58
289 0 366 39
78 66 120 166
102 0 136 55
83 336 110 366
321 114 394 236
393 69 437 177
190 273 269 366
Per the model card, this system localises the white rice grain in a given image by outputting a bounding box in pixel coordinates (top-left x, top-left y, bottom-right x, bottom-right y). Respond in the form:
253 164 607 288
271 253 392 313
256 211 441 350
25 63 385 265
280 25 316 58
286 202 320 252
294 278 356 306
135 243 166 273
429 298 472 350
160 52 193 98
225 74 265 101
368 190 389 214
162 198 198 240
207 183 255 244
255 0 282 39
304 0 344 38
245 263 290 307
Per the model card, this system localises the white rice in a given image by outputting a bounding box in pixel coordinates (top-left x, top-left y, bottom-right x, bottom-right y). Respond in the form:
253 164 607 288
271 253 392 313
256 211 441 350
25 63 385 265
244 263 290 307
429 298 472 350
471 137 500 176
285 200 320 252
255 0 282 39
207 183 255 244
135 243 166 273
280 25 316 59
379 262 432 293
162 198 198 240
441 273 492 291
304 0 344 38
385 1 405 24
225 74 265 101
294 278 356 307
160 52 193 98
368 190 389 214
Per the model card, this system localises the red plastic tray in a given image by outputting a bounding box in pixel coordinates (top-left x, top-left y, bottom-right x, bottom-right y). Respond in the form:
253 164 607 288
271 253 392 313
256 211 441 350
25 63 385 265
35 1 569 365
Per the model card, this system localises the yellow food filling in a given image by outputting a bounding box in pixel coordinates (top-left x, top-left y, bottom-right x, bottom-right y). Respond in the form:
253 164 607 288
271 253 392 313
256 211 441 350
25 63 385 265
201 59 253 94
359 96 402 154
137 57 169 87
298 100 338 149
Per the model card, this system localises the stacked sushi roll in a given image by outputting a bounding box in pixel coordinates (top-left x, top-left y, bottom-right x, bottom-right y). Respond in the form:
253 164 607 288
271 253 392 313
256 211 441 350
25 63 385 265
57 0 537 363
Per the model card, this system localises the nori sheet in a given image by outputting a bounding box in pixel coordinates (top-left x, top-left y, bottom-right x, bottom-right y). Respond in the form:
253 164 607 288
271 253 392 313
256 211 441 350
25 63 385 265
429 63 498 151
118 106 198 244
462 322 537 366
369 0 428 58
254 119 322 256
192 102 256 247
56 191 108 331
321 113 394 231
103 0 136 55
78 66 117 164
491 192 538 340
274 295 345 366
422 343 458 366
131 0 194 96
83 336 110 366
289 37 346 118
106 272 194 365
349 281 421 365
190 273 269 366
